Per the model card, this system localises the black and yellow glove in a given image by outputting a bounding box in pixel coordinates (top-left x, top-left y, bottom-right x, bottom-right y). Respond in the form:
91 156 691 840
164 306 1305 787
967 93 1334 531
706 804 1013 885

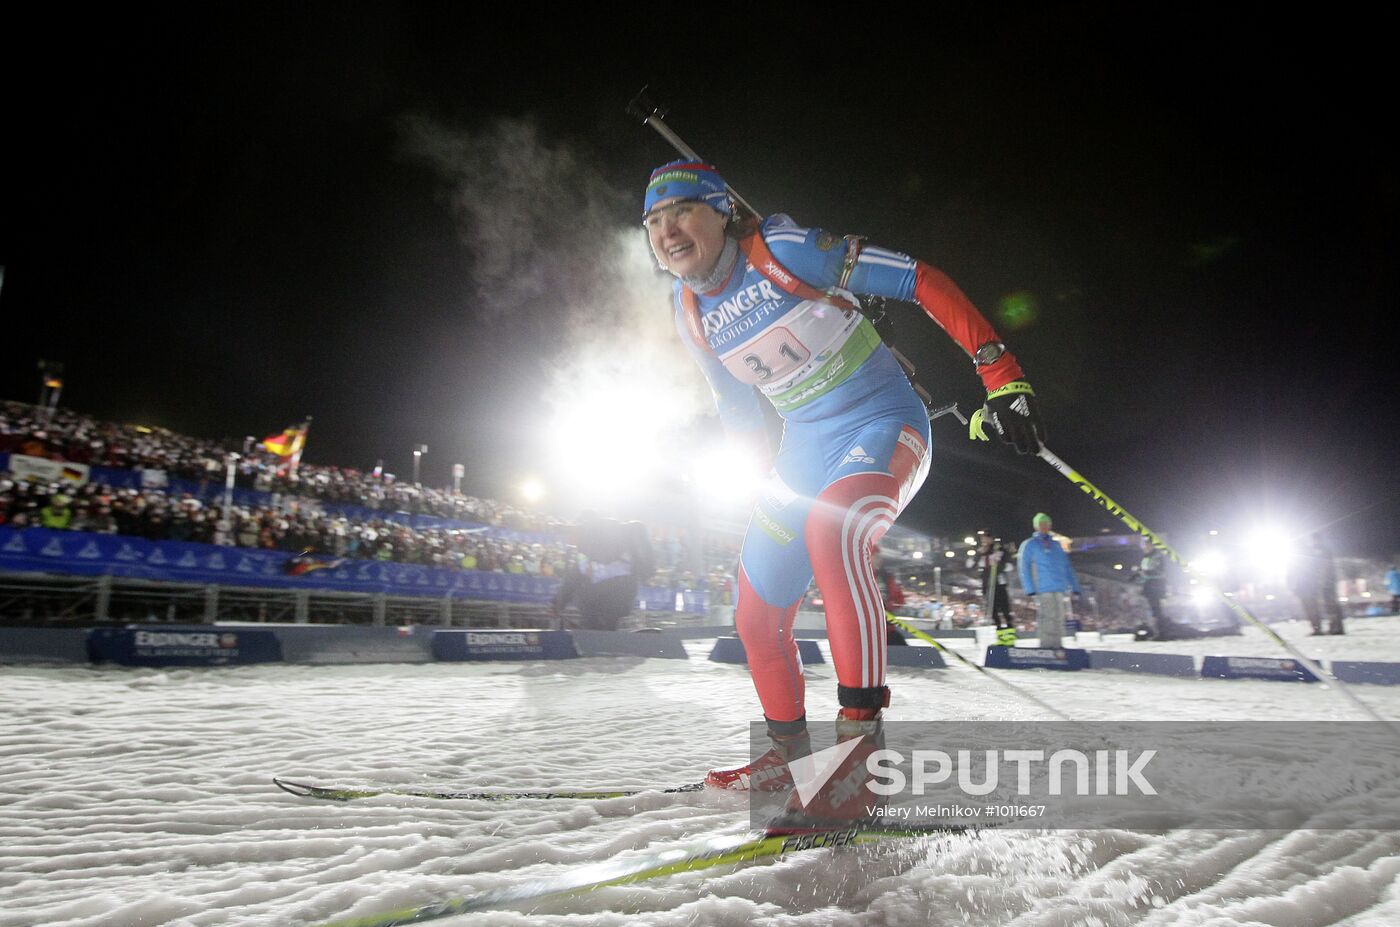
969 381 1045 455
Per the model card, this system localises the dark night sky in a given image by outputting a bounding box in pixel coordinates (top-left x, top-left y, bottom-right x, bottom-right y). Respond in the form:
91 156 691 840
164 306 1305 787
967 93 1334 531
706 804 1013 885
3 6 1395 556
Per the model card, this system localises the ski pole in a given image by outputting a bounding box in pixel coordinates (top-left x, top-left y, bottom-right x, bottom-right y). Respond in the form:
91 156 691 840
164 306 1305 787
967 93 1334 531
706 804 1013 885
1035 445 1400 740
627 87 762 221
885 611 1083 727
981 550 998 624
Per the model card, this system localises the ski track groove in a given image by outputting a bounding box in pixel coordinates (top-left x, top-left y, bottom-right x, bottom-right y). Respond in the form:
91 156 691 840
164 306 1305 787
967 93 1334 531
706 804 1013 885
4 620 1400 925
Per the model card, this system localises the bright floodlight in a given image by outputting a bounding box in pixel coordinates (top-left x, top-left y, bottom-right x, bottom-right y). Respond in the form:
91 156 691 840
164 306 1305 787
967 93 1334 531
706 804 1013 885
1244 524 1295 580
1190 549 1228 578
945 550 956 559
963 536 975 545
1191 587 1216 608
546 383 669 495
912 550 924 560
520 478 545 503
694 444 765 506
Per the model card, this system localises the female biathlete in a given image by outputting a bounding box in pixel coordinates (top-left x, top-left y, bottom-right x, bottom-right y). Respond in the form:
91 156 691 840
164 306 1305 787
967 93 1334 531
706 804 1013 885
642 160 1044 826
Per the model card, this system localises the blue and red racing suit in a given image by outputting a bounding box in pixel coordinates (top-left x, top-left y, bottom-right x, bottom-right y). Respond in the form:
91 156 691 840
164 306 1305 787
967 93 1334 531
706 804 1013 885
674 214 1025 723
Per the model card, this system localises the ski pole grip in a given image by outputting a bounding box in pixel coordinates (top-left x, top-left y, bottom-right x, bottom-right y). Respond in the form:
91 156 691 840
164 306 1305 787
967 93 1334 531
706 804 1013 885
628 87 762 219
625 87 661 123
628 86 705 161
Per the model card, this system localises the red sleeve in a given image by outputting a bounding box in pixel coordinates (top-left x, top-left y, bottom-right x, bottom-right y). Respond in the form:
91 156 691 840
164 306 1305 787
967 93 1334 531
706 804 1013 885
913 261 1025 391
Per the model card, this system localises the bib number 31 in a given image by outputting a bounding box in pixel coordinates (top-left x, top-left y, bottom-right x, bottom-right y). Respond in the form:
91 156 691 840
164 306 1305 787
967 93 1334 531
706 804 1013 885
727 327 810 384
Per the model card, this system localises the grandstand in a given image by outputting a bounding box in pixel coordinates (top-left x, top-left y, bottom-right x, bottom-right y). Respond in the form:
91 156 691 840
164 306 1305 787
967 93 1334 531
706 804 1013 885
0 399 703 628
10 398 1384 636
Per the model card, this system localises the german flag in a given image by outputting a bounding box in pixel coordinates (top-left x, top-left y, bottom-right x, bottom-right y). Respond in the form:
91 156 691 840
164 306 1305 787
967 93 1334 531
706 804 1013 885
261 426 305 458
284 551 347 576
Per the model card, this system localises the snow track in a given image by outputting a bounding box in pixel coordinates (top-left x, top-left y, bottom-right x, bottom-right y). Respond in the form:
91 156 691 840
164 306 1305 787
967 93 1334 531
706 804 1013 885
3 618 1400 925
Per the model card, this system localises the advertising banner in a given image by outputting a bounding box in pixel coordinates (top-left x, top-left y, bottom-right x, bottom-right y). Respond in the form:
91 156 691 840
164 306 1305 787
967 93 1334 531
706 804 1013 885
432 629 579 661
0 527 558 603
985 646 1090 671
87 626 283 667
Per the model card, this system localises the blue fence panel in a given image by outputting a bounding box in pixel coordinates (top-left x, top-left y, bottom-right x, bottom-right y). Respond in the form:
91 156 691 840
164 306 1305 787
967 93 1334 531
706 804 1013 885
1086 649 1197 677
87 626 283 667
1201 655 1319 682
432 629 579 661
634 585 709 615
985 646 1090 671
1331 661 1400 685
709 636 825 665
0 527 559 602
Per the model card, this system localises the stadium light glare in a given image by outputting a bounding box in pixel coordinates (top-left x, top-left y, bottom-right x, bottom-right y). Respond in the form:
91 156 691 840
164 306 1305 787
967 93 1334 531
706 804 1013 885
693 444 765 506
944 550 956 559
1191 587 1215 608
545 383 670 495
1243 523 1295 580
1190 549 1228 577
911 550 923 560
520 478 545 503
963 536 975 545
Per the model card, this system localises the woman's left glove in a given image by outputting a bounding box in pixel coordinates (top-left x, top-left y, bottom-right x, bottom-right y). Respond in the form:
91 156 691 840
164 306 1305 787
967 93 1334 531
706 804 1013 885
969 381 1046 455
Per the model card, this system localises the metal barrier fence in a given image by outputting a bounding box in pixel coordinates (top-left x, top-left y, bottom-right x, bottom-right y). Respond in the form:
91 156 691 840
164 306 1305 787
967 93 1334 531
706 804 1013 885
0 571 721 632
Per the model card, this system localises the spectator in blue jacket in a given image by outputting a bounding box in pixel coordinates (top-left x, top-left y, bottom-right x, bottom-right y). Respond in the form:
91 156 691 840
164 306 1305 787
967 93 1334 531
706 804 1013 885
1017 512 1080 648
1386 564 1400 616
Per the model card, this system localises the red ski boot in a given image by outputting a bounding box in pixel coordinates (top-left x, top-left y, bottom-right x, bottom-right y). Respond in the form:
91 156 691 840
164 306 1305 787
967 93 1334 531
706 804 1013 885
705 726 811 792
764 707 885 835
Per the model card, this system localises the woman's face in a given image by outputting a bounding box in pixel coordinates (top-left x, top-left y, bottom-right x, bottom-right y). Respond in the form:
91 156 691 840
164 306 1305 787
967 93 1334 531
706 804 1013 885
645 197 729 279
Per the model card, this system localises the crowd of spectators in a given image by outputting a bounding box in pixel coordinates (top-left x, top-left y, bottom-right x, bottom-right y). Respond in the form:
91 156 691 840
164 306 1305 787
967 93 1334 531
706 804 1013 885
1 401 752 591
0 476 577 576
0 401 563 532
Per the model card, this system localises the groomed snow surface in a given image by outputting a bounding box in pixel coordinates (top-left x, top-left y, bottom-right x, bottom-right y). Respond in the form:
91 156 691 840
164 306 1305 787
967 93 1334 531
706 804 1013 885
4 617 1400 927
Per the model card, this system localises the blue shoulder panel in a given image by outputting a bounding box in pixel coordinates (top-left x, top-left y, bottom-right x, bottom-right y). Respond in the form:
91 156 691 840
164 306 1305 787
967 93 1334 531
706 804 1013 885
760 215 918 302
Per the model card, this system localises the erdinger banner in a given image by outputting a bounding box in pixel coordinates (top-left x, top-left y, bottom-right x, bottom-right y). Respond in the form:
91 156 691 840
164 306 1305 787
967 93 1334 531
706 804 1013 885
88 626 283 667
985 646 1090 671
432 629 579 661
749 721 1400 830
